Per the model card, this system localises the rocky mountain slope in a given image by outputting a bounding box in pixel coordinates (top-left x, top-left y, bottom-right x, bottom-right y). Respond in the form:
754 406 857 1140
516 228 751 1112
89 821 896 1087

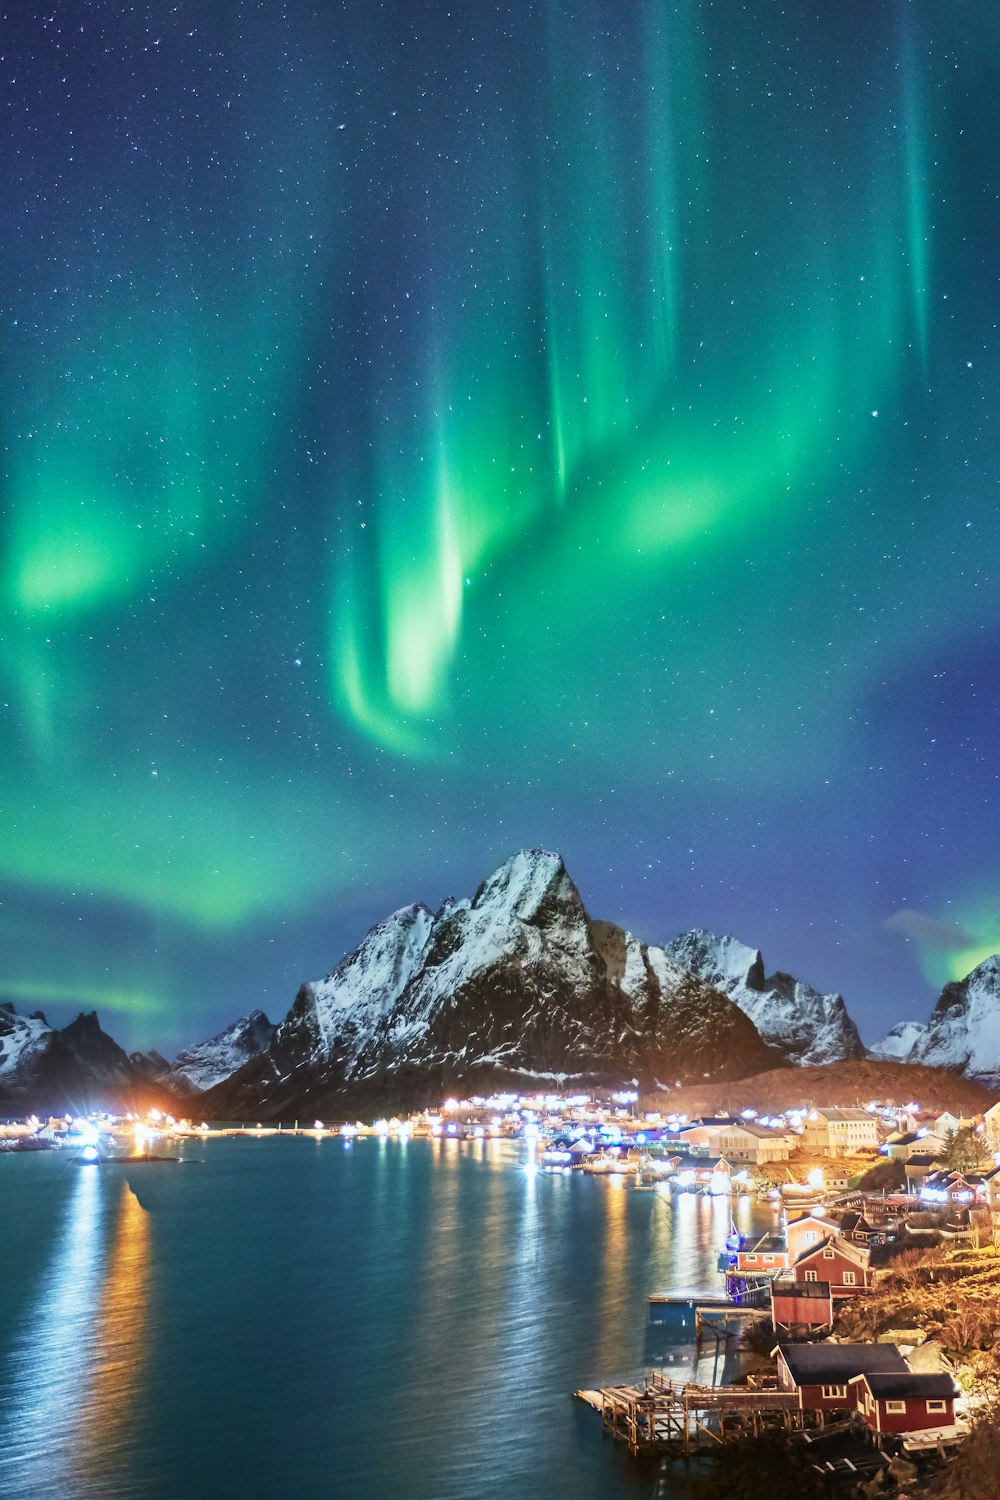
868 1020 928 1062
0 1004 182 1116
160 1010 275 1094
904 956 1000 1087
203 850 783 1118
663 929 864 1066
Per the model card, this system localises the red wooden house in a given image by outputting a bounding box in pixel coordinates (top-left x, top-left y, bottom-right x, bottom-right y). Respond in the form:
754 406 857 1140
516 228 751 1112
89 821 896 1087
792 1234 872 1296
770 1278 833 1334
851 1372 959 1435
773 1342 909 1418
735 1231 790 1277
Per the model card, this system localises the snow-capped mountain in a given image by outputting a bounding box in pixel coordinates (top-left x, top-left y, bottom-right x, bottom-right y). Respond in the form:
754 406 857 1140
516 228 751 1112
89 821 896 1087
905 955 1000 1085
868 1020 928 1062
662 930 864 1066
0 1005 181 1114
204 851 782 1118
165 1010 275 1094
0 1004 53 1089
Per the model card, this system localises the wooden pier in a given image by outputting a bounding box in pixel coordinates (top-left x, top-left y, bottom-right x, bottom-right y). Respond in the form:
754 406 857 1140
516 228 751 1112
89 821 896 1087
575 1372 807 1456
646 1296 769 1342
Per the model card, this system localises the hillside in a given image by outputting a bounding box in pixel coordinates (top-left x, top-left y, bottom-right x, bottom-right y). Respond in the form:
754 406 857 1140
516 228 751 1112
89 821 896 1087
640 1058 998 1118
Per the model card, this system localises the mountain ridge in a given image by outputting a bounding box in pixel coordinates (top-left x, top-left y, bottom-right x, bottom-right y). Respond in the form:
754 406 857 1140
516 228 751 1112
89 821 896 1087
5 852 1000 1117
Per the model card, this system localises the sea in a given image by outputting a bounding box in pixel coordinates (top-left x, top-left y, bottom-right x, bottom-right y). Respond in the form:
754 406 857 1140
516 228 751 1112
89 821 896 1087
0 1136 774 1500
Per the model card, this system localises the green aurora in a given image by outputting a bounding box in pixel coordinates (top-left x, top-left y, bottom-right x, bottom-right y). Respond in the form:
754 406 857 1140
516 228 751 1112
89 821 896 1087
2 0 998 1048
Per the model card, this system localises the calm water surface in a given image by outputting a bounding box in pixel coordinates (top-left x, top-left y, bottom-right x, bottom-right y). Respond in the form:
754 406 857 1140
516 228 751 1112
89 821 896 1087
0 1138 772 1500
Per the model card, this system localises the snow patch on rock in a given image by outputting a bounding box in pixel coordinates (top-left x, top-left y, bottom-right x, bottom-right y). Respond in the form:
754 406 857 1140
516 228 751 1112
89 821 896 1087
169 1010 276 1093
663 929 864 1066
910 955 1000 1084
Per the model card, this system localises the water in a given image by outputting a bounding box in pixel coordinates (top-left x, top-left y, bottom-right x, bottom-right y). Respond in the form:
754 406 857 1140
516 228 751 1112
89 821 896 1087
0 1138 772 1500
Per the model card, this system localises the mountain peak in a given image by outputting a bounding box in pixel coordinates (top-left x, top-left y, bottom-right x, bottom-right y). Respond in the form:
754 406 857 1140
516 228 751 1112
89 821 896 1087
663 928 863 1066
169 1009 277 1094
204 851 780 1118
908 952 1000 1085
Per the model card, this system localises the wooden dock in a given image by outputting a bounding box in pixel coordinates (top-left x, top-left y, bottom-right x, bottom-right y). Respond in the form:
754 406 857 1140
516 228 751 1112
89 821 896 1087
574 1372 807 1456
646 1297 769 1344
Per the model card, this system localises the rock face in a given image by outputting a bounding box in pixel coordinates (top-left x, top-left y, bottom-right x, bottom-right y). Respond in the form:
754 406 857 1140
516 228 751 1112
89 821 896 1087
205 851 783 1119
662 930 865 1066
166 1010 275 1094
0 1004 180 1115
907 956 1000 1085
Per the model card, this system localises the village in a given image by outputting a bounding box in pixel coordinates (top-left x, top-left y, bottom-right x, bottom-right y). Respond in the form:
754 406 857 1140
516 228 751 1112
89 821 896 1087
6 1086 1000 1494
565 1094 1000 1499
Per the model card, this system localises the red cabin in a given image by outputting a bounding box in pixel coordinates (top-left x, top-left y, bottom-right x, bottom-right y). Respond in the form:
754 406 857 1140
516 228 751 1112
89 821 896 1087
851 1372 959 1435
736 1231 790 1276
770 1278 833 1334
792 1234 872 1297
773 1342 909 1417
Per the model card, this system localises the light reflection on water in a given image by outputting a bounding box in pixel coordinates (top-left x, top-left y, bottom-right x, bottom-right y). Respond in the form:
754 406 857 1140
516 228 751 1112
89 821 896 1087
0 1141 774 1500
0 1165 105 1495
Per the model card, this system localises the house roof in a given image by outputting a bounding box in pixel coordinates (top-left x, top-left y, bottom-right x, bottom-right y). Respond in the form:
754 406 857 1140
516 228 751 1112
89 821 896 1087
838 1210 873 1236
811 1108 873 1124
773 1343 908 1385
747 1232 787 1255
718 1120 790 1139
793 1235 869 1269
853 1372 958 1401
771 1279 831 1301
905 1154 940 1169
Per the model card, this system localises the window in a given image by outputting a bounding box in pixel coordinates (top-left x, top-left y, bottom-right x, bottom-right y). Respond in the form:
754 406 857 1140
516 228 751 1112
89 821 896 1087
843 1271 856 1286
821 1385 848 1399
763 1255 773 1264
926 1400 947 1413
822 1248 835 1259
804 1270 818 1282
886 1401 906 1414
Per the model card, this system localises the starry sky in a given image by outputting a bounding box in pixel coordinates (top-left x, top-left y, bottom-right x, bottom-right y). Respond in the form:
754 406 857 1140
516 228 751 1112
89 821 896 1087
3 0 999 1055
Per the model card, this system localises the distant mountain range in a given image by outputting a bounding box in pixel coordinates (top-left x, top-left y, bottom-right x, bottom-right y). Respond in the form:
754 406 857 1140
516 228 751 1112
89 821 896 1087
2 851 998 1117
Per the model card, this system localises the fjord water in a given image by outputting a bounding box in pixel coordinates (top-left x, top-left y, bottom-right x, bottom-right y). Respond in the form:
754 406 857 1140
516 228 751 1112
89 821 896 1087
0 1139 766 1500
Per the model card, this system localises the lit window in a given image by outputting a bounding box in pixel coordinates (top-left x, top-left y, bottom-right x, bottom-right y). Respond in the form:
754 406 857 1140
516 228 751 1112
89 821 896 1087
821 1385 848 1399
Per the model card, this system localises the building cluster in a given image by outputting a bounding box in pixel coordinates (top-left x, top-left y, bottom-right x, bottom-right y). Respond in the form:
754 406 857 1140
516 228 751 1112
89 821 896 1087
727 1190 976 1444
772 1343 959 1440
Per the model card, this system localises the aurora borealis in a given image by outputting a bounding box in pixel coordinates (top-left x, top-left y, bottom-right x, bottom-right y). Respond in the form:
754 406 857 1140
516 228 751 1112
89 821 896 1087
3 0 999 1052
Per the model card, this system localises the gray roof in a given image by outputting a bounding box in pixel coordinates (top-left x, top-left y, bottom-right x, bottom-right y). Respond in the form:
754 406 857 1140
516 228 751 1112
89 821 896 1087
774 1343 907 1385
748 1232 787 1254
772 1280 830 1300
859 1373 958 1400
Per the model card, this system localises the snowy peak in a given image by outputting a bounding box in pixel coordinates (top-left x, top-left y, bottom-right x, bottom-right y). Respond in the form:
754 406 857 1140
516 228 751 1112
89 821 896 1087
909 954 1000 1084
663 929 864 1066
0 1005 182 1113
665 930 766 994
169 1009 276 1094
869 1020 927 1062
0 1003 53 1086
471 849 578 924
205 852 782 1118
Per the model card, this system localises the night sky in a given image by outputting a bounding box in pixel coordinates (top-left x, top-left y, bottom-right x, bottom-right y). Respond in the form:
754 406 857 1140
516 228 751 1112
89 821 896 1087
3 1 998 1055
